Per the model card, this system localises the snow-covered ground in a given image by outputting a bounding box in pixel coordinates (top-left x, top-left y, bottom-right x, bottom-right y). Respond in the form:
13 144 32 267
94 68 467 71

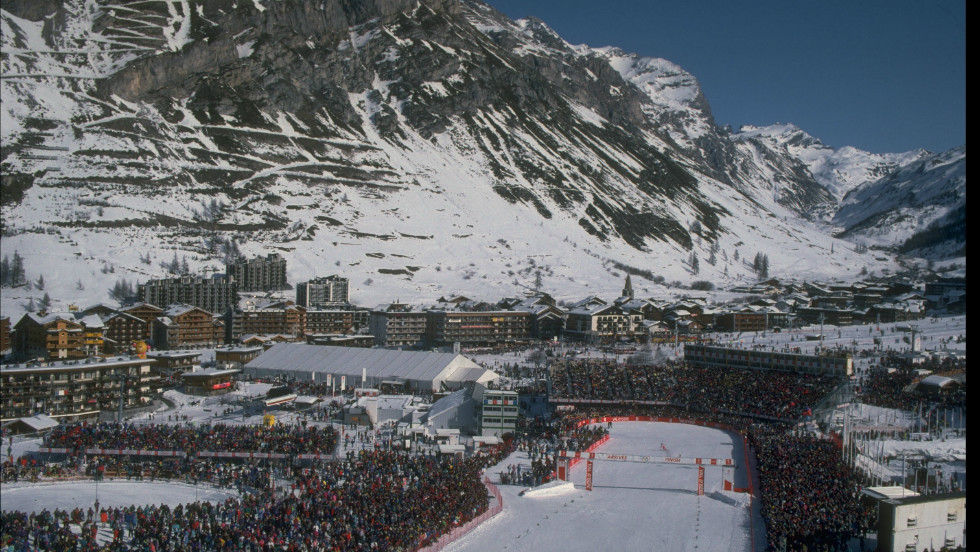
442 421 760 552
1 480 238 514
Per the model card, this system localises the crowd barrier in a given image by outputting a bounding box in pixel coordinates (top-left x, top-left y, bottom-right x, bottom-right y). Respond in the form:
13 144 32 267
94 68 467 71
551 399 790 423
38 447 303 460
84 448 187 457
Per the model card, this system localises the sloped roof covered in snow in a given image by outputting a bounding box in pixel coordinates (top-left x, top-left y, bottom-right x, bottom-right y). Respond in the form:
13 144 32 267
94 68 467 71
427 388 470 419
918 374 957 389
16 414 59 431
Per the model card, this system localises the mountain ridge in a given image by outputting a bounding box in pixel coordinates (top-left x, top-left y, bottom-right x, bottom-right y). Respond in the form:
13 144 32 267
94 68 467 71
0 0 965 318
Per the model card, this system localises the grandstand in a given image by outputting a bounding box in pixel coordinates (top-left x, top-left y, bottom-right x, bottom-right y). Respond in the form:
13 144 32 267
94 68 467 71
684 343 853 377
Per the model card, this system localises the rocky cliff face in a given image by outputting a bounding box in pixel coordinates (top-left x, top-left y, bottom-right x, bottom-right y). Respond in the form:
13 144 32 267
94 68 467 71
0 0 961 307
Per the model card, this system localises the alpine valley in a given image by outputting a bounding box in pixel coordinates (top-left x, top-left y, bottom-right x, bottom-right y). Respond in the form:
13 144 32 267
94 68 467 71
0 0 966 315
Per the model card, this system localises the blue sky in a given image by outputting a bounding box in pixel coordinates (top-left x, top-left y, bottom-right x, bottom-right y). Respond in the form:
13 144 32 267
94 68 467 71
483 0 965 155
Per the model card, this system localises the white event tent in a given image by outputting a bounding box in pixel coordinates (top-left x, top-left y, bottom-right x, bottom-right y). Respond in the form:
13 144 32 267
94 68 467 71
242 343 498 392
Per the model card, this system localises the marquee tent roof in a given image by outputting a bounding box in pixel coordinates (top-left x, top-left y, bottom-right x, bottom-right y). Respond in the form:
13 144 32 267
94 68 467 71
243 344 498 391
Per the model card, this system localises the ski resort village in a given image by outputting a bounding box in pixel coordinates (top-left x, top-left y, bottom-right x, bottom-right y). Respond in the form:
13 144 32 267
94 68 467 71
0 255 967 552
0 0 965 550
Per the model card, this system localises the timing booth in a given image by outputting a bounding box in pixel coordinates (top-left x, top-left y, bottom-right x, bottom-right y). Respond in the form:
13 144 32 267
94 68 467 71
181 368 240 396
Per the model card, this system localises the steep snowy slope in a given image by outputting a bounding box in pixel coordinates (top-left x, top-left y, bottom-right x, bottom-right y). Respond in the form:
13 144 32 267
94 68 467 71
0 0 961 320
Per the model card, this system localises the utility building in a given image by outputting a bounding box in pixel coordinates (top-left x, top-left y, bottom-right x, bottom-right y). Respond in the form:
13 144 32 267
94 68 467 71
875 492 966 552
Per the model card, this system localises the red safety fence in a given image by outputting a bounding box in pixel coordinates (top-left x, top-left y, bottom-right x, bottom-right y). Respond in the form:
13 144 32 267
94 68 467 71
41 448 300 460
81 448 186 457
197 451 290 459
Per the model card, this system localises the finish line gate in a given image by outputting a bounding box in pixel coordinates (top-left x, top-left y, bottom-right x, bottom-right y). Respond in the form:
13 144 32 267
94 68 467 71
556 450 737 495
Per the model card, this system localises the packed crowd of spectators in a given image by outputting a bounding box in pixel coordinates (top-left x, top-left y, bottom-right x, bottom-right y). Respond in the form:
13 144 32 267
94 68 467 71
857 367 919 411
550 359 840 420
859 359 966 413
40 421 338 456
749 424 875 552
2 449 494 552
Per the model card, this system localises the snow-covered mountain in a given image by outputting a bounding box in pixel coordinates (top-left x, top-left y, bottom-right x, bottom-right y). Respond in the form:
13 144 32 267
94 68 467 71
733 123 930 202
733 125 965 255
0 0 965 318
833 146 966 258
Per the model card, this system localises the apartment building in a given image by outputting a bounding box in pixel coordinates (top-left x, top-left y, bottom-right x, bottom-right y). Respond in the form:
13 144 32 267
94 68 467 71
227 253 287 293
118 303 164 340
139 274 238 315
0 317 9 354
426 309 532 346
563 304 641 343
1 355 161 421
296 275 350 308
153 304 225 349
369 304 428 347
102 312 149 354
306 307 370 335
227 300 306 343
13 313 89 360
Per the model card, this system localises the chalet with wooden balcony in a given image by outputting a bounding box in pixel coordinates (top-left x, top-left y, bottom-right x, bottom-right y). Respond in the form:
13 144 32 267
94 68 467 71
152 304 225 350
13 313 87 360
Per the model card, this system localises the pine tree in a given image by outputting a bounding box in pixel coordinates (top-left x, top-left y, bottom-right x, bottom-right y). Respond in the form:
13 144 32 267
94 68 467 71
0 255 8 286
36 274 45 290
40 292 52 310
162 252 180 274
109 279 135 302
11 251 25 286
195 198 226 254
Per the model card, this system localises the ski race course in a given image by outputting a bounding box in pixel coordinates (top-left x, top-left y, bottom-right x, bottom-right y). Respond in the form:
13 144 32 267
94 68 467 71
438 420 763 552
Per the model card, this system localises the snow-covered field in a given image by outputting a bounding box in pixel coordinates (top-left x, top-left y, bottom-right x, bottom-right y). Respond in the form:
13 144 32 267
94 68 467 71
1 480 238 514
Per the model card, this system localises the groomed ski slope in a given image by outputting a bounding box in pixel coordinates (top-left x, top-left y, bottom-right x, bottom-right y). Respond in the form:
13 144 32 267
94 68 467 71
441 421 763 552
